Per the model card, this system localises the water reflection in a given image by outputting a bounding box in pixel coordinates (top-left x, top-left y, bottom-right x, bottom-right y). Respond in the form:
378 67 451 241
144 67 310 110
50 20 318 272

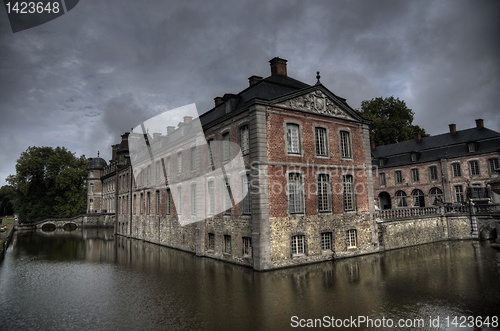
1 230 499 330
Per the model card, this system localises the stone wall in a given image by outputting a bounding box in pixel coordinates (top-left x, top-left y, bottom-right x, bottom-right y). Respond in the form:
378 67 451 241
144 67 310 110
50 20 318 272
378 215 473 250
269 212 377 269
81 213 115 228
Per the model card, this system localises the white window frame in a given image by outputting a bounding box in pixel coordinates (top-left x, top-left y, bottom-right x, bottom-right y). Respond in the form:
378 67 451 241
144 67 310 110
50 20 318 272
288 172 304 214
240 125 249 156
347 229 357 248
342 174 355 212
314 127 328 157
286 123 301 155
340 130 352 159
317 173 331 213
291 235 305 256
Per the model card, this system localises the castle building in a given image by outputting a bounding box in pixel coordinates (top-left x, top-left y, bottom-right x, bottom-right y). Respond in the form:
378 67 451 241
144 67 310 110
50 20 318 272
372 119 500 210
88 57 379 270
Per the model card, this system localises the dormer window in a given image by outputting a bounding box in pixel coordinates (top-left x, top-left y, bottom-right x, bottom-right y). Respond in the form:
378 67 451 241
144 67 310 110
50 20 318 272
379 158 387 167
410 152 419 162
467 142 477 153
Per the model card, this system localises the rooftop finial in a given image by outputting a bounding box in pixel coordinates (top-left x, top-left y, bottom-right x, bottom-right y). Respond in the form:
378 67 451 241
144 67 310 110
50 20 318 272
316 71 321 84
97 151 100 157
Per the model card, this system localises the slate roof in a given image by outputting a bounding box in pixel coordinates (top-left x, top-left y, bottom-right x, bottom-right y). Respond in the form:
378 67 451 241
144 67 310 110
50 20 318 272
371 126 500 168
200 74 311 126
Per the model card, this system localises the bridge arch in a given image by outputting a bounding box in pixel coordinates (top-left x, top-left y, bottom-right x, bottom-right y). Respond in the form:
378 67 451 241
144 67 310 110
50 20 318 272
41 223 56 232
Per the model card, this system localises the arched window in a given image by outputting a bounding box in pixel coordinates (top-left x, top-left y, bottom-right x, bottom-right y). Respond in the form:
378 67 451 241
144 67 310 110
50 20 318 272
395 190 407 207
411 189 425 207
429 187 443 205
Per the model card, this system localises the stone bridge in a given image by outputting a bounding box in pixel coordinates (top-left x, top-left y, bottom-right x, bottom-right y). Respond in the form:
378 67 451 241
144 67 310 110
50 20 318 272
35 218 81 231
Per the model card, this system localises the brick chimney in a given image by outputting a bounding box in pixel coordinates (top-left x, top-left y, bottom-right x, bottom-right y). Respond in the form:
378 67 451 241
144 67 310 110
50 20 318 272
270 57 287 76
449 123 457 136
214 96 224 107
415 131 422 143
475 118 484 129
167 126 175 135
248 75 263 86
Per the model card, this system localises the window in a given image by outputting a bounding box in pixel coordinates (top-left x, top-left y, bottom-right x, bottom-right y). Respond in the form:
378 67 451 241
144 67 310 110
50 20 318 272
347 229 357 248
410 152 419 162
241 174 251 215
133 194 136 215
224 178 232 215
454 185 464 203
429 187 443 205
412 189 425 207
395 170 403 184
177 186 182 215
340 130 352 159
190 147 197 171
240 125 249 156
140 193 144 214
320 232 333 251
379 173 386 186
177 152 182 175
314 127 328 156
166 157 171 179
156 160 161 182
411 168 420 182
429 166 438 181
190 183 197 216
222 132 230 161
207 139 214 168
317 174 331 212
488 158 499 174
342 175 355 211
89 183 93 193
452 162 462 177
207 180 215 215
242 237 252 257
155 190 160 215
224 235 231 254
395 190 407 207
468 142 477 152
208 233 215 250
286 123 301 154
288 173 304 213
291 235 305 256
166 189 172 215
469 160 480 176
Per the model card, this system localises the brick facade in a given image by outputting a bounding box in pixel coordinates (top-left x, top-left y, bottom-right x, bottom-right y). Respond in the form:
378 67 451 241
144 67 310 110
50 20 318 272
88 57 379 270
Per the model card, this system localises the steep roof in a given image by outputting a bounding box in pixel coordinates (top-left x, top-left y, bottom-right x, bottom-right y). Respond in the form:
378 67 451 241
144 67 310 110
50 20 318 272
372 126 500 167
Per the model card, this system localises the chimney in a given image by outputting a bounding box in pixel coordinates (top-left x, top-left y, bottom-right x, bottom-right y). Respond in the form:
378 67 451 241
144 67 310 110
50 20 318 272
167 126 175 135
183 116 193 123
449 123 457 136
475 118 484 129
248 75 263 86
214 96 224 107
269 57 287 76
415 131 422 143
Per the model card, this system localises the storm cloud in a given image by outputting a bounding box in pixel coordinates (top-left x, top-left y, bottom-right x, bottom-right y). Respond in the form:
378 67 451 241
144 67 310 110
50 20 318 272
1 0 499 185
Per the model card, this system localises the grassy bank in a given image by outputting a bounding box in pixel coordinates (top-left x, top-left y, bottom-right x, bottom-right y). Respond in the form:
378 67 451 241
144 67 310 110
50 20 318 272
1 218 15 253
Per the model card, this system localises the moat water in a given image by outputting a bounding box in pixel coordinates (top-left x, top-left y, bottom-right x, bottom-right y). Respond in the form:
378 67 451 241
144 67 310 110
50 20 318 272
1 229 499 331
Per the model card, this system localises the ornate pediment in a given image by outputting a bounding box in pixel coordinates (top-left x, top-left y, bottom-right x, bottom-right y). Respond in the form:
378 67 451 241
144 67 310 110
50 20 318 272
274 90 352 119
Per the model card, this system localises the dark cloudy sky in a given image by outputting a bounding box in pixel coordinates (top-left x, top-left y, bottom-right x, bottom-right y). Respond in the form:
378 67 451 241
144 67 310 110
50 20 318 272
1 0 499 186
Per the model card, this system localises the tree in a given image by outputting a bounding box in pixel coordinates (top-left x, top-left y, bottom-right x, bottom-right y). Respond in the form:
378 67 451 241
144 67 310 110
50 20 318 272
358 96 428 146
6 146 87 222
0 185 15 216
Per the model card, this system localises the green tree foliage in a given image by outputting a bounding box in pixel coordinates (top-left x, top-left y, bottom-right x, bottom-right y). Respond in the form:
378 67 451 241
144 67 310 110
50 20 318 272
6 146 87 222
359 96 428 146
0 185 15 216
